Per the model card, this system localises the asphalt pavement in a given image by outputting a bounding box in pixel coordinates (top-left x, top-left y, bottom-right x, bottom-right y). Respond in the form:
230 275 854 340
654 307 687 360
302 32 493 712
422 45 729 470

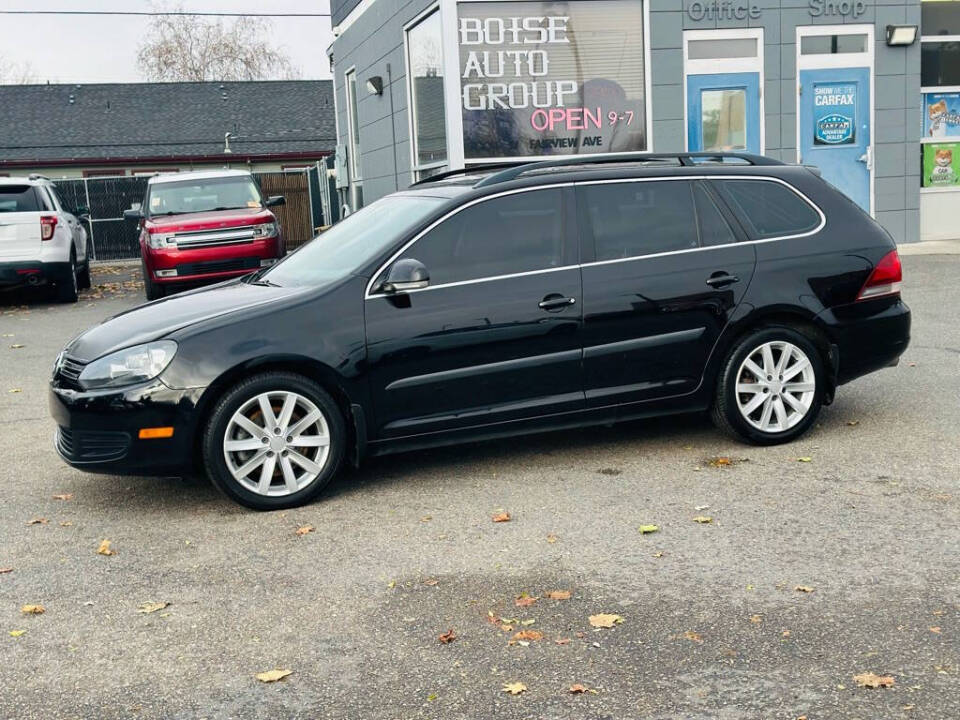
0 259 957 719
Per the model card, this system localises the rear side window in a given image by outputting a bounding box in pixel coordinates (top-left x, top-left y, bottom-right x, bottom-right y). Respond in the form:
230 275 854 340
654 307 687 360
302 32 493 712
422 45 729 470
693 182 738 247
579 181 698 261
713 179 820 239
0 185 42 213
399 188 568 286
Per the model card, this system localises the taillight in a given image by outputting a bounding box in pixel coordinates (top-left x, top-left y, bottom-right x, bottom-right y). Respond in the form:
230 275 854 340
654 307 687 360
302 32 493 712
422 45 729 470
40 215 58 241
857 249 902 301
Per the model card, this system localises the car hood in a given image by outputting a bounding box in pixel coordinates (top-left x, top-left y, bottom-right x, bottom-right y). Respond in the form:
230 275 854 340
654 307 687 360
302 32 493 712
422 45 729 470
145 207 273 232
66 279 308 362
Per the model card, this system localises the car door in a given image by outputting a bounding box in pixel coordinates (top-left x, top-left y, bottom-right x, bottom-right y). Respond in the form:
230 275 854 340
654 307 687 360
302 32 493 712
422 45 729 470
577 178 756 409
46 185 83 259
364 186 584 440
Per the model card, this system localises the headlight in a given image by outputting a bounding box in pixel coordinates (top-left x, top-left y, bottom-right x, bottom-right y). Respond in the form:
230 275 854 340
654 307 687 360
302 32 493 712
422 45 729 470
252 221 278 238
146 232 176 250
78 341 177 390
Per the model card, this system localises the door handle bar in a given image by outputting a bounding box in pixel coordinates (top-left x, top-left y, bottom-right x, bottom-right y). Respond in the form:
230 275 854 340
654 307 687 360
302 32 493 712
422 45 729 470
705 274 739 288
538 296 576 310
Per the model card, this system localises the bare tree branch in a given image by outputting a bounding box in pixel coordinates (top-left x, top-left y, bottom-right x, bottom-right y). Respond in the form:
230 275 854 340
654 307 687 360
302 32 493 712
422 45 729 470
0 55 37 84
136 6 300 82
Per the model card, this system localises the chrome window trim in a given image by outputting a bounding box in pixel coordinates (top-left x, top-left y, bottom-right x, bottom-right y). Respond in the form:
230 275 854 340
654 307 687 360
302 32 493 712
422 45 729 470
364 174 825 299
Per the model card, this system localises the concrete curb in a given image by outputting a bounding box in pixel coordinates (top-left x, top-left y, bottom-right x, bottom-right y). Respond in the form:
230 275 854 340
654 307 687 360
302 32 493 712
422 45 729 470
898 239 960 256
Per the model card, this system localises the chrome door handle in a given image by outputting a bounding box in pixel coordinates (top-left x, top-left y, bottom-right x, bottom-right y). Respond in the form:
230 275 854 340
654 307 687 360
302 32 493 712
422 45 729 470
539 295 576 311
705 274 739 288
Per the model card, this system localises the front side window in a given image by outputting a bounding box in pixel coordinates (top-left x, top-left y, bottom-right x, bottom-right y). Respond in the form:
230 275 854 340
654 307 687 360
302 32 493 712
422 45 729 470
407 8 448 179
397 188 567 285
579 181 699 261
713 179 820 239
145 176 263 217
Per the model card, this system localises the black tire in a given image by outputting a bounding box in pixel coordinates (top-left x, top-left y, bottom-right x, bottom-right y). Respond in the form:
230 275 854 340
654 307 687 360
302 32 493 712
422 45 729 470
202 372 346 510
77 242 91 290
142 260 165 300
711 326 826 445
55 252 79 303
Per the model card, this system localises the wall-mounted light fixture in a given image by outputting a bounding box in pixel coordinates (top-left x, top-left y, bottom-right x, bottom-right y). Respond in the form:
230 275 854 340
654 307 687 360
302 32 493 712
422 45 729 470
366 76 384 96
886 25 918 47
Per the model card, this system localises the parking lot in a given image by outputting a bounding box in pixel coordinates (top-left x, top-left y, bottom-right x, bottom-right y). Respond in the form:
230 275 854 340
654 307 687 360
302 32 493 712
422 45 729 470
1 257 957 719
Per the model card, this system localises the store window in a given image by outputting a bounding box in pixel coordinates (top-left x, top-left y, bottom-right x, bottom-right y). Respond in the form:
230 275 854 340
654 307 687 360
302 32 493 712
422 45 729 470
406 7 448 181
921 0 960 189
457 0 647 160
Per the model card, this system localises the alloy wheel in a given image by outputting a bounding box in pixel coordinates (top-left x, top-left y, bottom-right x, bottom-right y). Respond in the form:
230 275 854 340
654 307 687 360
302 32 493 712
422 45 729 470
223 391 331 496
735 341 816 433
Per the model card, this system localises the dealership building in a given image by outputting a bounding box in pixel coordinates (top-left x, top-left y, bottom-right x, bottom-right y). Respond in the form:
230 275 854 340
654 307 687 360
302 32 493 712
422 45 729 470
328 0 960 243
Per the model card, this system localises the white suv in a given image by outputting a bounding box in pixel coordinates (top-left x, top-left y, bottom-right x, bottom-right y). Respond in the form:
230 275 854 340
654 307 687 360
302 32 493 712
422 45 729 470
0 175 91 302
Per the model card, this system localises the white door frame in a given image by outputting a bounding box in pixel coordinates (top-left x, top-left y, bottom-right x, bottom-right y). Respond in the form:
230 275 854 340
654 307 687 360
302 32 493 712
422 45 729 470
682 28 766 154
795 24 875 216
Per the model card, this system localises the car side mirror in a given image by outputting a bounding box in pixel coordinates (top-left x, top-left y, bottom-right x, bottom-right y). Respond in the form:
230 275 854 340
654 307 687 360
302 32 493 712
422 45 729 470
123 208 143 221
266 195 285 207
381 258 429 293
74 206 89 217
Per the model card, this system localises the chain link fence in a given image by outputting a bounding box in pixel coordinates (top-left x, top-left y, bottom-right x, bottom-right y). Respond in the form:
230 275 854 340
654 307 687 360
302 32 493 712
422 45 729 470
52 167 328 262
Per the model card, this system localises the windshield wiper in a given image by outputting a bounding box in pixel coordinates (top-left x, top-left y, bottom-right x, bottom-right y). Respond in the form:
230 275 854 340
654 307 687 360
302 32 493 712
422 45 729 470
249 277 281 287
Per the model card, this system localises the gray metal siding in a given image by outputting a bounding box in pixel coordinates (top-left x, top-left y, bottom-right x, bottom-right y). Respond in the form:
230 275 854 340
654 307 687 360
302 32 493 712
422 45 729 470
332 0 920 242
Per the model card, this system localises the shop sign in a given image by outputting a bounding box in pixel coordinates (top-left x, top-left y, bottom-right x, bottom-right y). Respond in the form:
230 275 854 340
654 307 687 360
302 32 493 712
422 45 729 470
923 143 960 188
924 92 960 138
808 0 867 19
457 0 647 159
812 83 856 146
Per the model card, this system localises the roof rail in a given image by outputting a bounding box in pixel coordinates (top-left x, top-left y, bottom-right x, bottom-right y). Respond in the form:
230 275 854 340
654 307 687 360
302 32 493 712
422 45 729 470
28 173 52 182
473 152 782 188
410 161 524 186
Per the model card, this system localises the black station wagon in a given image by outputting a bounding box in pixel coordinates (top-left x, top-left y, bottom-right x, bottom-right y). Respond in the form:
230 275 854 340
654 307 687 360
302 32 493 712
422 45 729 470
51 153 910 509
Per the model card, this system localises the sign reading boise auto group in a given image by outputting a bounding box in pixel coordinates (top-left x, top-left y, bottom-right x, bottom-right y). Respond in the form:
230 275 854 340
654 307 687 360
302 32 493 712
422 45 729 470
458 0 646 159
813 83 857 146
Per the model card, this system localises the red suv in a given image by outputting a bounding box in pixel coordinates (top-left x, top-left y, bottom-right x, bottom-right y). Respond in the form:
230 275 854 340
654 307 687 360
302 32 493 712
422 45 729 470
125 170 285 299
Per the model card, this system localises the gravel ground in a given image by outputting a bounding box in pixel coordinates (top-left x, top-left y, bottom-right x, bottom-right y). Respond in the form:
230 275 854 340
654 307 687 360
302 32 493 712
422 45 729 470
0 259 957 719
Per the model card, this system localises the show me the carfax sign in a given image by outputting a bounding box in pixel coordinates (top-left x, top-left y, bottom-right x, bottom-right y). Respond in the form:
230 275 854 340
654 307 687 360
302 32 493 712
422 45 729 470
457 0 648 159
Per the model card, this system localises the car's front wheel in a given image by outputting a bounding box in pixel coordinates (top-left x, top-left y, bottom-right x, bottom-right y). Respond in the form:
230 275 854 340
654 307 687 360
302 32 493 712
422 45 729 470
711 327 825 445
202 372 345 509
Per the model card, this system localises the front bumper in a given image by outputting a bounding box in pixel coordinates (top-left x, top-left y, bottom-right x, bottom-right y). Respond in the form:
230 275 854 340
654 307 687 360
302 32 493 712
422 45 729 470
144 236 283 285
0 260 71 288
49 378 203 476
817 296 911 385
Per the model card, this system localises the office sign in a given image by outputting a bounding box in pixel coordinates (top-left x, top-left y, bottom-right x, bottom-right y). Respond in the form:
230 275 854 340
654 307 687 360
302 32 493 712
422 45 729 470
457 0 647 159
812 83 856 146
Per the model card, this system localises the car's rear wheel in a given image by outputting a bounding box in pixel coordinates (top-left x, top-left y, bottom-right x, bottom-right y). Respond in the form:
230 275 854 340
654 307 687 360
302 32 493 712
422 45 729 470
54 252 78 303
202 372 345 509
711 327 825 445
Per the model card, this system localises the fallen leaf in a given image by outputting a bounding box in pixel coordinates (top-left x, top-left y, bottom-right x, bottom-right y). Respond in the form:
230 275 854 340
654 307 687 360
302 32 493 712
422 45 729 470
427 693 438 702
846 420 860 426
854 672 895 689
9 630 26 637
520 619 536 626
295 525 314 536
0 567 12 574
782 630 791 638
652 551 664 558
387 580 396 589
555 637 570 645
423 578 439 586
420 515 432 522
515 594 537 607
21 604 45 614
545 590 571 600
589 613 623 629
546 533 558 543
795 585 815 593
10 344 24 349
695 504 710 511
59 521 73 527
500 624 514 632
8 388 21 394
797 457 813 463
638 524 659 534
502 682 527 695
749 614 762 624
598 467 621 475
510 629 543 643
683 630 703 643
96 539 115 556
26 517 48 525
569 684 589 694
256 669 292 683
492 512 511 523
693 516 713 524
708 456 732 467
438 628 456 644
52 493 73 501
137 601 170 614
930 626 941 634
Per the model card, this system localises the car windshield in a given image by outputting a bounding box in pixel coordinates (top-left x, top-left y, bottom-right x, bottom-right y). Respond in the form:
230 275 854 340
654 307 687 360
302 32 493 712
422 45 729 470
259 195 446 287
146 176 263 216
